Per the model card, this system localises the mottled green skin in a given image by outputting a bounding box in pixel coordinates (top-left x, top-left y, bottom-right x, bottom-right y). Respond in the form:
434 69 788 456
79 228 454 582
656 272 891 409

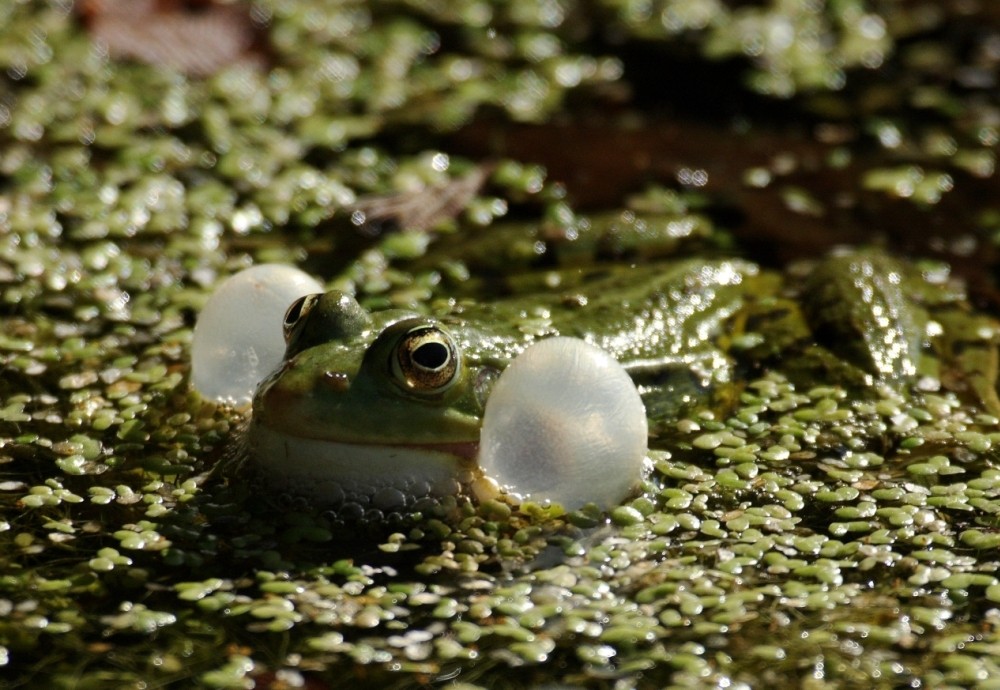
253 259 757 447
253 250 999 452
795 252 999 410
803 253 925 383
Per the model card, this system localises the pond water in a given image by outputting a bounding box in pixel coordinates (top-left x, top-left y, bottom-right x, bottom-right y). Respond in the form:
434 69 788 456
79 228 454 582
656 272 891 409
1 2 999 688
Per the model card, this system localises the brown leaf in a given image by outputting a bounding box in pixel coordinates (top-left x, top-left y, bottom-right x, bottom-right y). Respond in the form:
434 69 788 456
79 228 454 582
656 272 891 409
78 0 266 76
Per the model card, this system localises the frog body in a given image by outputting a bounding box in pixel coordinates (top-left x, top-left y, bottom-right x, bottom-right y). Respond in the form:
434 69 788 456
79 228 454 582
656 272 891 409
247 259 760 503
239 249 1000 507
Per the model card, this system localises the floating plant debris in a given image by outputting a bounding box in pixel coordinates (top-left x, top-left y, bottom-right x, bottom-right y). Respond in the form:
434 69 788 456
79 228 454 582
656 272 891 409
79 0 266 76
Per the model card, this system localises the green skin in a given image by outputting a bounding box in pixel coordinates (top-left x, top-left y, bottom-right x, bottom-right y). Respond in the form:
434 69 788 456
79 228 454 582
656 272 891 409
252 259 755 452
247 250 1000 485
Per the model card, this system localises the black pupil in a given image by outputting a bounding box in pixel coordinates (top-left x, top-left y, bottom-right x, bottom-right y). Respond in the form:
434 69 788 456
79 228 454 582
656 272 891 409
412 341 449 370
285 296 307 326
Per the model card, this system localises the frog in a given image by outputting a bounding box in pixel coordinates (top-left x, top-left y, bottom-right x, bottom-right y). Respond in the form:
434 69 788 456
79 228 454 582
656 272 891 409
242 258 759 508
232 247 1000 511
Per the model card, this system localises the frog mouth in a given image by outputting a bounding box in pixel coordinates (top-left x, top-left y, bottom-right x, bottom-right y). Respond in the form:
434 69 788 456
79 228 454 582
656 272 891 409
406 441 479 461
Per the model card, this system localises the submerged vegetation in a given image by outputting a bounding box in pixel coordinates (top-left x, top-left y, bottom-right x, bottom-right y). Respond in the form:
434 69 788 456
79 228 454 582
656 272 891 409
1 1 999 687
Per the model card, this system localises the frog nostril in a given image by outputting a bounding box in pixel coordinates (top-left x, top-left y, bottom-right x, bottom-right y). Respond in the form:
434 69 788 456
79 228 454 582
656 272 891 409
323 371 350 392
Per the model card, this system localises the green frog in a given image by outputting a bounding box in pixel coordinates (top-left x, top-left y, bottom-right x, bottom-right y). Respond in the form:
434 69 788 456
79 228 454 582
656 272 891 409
245 259 753 507
237 248 1000 510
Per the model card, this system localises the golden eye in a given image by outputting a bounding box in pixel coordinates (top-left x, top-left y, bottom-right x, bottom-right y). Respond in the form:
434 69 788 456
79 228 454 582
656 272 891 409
393 326 460 393
282 293 321 343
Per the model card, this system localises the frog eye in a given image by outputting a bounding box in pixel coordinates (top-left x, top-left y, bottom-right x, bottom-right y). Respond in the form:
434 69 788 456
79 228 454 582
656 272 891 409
393 326 461 394
283 293 322 343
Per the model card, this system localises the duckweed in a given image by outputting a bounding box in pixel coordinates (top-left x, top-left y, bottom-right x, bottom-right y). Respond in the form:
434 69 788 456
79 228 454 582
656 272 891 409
2 1 1000 688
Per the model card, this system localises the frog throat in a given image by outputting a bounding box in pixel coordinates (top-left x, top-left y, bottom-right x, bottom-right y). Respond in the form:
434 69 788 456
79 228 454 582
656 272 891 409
246 421 479 501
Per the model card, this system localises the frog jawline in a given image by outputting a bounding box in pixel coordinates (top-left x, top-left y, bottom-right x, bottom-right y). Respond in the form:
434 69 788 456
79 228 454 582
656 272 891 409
247 422 478 499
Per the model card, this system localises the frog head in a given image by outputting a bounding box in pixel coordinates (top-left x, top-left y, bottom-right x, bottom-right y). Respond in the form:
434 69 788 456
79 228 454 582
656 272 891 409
247 291 494 502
